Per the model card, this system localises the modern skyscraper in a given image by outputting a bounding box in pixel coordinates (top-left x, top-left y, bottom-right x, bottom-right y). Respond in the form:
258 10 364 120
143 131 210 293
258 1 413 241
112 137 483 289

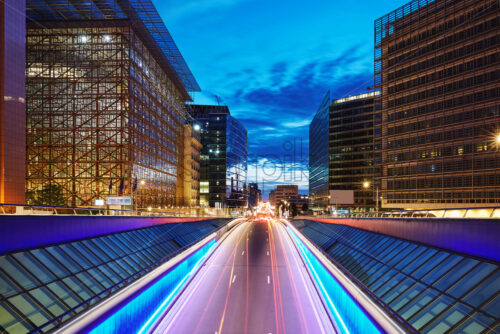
0 0 26 204
330 92 377 211
309 91 377 211
25 0 200 208
188 105 248 208
375 0 500 209
309 92 330 209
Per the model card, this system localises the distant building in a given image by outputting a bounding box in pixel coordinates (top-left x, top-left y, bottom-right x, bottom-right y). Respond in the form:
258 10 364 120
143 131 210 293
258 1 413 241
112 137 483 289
375 0 500 209
270 185 299 206
189 105 248 208
248 182 262 207
269 189 276 205
0 0 26 204
25 0 200 208
183 124 202 206
288 195 309 210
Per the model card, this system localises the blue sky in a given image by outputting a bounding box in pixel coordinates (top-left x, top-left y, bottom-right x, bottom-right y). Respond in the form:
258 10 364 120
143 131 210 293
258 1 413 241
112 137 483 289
153 0 408 199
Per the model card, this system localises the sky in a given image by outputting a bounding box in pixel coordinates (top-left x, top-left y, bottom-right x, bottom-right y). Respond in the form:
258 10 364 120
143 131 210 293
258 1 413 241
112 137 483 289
153 0 409 199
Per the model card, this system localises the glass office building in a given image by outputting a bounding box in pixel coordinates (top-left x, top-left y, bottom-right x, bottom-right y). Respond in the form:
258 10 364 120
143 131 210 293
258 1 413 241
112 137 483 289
0 219 228 333
25 0 200 208
294 219 500 333
188 105 248 208
330 92 377 211
309 92 330 209
375 0 500 209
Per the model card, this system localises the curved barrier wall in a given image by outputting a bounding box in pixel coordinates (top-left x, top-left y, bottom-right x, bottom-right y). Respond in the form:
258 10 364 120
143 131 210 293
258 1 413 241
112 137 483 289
0 215 229 253
305 217 499 262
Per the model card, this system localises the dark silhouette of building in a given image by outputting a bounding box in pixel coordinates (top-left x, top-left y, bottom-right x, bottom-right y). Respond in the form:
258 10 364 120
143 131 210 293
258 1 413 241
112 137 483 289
248 182 262 208
188 105 248 208
375 0 500 209
0 0 26 204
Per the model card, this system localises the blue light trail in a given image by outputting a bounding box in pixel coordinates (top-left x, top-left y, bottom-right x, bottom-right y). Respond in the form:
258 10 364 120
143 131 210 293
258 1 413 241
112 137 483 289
286 226 381 334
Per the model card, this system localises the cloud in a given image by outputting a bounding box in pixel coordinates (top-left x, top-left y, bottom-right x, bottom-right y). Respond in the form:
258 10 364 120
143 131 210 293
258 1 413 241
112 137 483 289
159 0 247 21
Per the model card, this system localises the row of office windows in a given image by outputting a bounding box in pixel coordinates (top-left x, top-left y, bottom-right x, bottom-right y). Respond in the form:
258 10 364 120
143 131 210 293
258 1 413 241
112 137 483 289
387 122 498 152
386 87 498 122
386 135 498 162
386 35 498 83
385 191 500 201
386 1 497 55
387 156 500 177
388 52 498 94
387 106 499 136
388 70 498 108
386 174 500 190
387 15 498 68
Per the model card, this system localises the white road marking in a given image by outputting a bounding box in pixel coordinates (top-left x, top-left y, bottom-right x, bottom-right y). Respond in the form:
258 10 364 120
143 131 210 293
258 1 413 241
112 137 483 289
242 251 245 255
232 275 237 283
267 251 269 256
267 275 270 284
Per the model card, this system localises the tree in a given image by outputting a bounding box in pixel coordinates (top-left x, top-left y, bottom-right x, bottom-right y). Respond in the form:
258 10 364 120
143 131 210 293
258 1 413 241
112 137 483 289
290 203 298 217
29 184 65 206
301 203 309 212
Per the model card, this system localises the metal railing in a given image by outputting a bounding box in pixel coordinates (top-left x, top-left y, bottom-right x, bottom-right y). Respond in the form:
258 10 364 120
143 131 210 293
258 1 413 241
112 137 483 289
301 206 500 219
0 203 240 218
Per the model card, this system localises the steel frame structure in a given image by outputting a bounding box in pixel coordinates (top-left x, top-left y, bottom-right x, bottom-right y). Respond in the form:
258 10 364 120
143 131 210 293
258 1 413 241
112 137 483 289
26 0 197 208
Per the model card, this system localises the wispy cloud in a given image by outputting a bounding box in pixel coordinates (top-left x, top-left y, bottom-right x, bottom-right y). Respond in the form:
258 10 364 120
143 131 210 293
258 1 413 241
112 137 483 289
158 0 247 22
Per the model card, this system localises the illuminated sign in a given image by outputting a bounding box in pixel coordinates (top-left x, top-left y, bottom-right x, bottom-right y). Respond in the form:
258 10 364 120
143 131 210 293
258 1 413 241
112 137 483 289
107 197 132 205
94 199 105 206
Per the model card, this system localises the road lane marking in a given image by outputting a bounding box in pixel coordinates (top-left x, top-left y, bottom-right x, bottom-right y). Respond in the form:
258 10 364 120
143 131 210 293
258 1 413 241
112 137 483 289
232 275 236 283
242 251 245 255
267 275 270 284
267 251 269 256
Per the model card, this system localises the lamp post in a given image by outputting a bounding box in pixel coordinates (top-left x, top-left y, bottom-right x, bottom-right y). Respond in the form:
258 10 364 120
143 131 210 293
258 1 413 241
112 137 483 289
363 181 379 212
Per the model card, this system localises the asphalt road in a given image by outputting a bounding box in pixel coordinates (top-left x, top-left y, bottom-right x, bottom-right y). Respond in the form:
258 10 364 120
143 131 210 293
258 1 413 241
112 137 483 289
152 219 336 334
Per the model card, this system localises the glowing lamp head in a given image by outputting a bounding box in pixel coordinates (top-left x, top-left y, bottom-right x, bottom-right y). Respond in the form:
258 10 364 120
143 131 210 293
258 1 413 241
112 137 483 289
363 181 370 189
194 124 201 131
496 134 500 145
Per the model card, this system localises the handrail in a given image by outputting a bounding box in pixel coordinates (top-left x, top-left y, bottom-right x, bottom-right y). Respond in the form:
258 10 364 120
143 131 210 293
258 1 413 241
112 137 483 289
302 206 500 219
0 203 238 218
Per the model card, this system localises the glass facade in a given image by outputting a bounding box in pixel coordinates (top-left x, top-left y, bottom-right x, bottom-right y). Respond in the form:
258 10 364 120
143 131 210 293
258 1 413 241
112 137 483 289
188 105 248 208
309 92 330 209
294 219 500 333
0 219 228 333
25 0 199 208
375 0 500 209
330 92 377 211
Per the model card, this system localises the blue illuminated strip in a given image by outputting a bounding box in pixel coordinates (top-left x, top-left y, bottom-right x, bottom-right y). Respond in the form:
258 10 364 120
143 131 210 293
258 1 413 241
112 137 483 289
287 226 381 334
88 239 217 334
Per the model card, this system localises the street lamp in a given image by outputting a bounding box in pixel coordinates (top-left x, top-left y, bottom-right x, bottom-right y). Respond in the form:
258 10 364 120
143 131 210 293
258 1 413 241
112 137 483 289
363 180 380 212
496 134 500 145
